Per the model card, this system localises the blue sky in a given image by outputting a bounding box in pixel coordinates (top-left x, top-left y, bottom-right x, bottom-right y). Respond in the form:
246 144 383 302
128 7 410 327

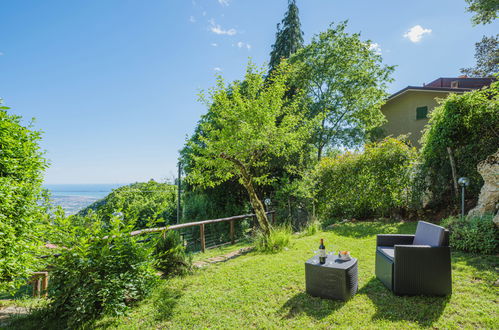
0 0 497 184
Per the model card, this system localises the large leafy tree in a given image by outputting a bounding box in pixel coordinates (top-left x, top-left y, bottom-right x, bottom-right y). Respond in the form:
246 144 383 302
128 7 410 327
268 0 304 73
465 0 498 25
0 100 48 291
461 34 499 77
290 22 394 160
186 62 312 234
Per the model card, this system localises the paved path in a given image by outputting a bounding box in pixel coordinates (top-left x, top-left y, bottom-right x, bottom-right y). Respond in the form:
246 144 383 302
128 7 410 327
193 246 254 268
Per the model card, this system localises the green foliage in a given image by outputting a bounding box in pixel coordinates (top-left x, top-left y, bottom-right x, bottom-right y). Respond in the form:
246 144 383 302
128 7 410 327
419 81 499 204
0 101 48 292
314 137 417 219
46 216 157 327
290 21 395 159
153 230 192 277
465 0 498 25
80 180 177 229
300 220 321 237
186 61 314 234
254 226 292 253
269 0 304 73
442 215 498 254
461 34 498 77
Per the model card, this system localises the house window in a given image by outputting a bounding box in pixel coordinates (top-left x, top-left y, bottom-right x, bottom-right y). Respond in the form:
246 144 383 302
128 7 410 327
416 106 428 120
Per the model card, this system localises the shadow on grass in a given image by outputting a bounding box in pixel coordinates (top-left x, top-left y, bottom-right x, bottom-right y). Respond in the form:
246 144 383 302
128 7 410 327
359 277 450 327
279 292 345 320
328 221 417 239
154 286 183 321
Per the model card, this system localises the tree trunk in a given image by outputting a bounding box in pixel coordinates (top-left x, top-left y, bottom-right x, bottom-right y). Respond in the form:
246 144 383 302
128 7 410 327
220 153 272 235
447 147 459 199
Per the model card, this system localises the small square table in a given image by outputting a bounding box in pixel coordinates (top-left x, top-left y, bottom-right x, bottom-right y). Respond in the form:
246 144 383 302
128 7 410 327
305 255 358 301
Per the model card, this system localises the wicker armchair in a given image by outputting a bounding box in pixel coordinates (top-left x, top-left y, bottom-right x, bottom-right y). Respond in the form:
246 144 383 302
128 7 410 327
375 221 452 296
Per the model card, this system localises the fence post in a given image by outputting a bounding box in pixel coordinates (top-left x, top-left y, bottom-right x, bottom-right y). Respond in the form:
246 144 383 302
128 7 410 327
230 220 235 245
271 212 275 225
200 224 206 252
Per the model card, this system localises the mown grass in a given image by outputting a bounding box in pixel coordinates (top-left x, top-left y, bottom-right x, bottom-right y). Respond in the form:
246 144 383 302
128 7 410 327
7 221 499 329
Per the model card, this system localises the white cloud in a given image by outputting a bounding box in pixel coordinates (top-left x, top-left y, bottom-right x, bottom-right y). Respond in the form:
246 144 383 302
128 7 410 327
211 43 218 47
214 67 222 71
368 42 381 54
403 25 432 43
189 16 196 23
236 41 251 50
209 19 236 35
218 0 229 6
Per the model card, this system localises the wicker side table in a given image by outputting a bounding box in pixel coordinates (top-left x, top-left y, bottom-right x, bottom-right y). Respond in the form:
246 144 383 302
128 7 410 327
305 255 358 301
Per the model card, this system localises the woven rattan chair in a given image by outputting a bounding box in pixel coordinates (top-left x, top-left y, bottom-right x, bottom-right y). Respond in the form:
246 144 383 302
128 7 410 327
375 221 452 296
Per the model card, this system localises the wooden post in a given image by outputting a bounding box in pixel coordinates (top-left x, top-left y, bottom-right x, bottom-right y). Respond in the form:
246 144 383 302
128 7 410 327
271 212 275 225
230 220 235 245
41 274 49 298
447 147 459 199
200 224 206 252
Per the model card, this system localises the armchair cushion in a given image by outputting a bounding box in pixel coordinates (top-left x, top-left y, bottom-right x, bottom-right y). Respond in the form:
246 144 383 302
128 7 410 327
413 221 445 247
377 246 395 260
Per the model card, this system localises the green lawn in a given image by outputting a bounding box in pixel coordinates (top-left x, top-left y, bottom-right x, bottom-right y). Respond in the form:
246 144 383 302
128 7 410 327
7 221 499 329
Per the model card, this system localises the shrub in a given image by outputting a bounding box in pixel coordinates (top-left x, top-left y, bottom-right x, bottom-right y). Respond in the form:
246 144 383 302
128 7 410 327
300 220 321 237
313 137 417 220
254 226 292 253
441 214 498 254
418 81 499 206
47 217 157 327
79 180 177 229
0 102 48 292
153 230 192 277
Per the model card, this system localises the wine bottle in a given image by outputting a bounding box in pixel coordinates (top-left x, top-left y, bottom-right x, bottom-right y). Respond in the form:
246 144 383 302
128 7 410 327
319 238 326 264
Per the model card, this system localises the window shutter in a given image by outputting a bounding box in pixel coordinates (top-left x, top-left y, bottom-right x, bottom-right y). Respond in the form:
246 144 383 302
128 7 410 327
416 106 428 120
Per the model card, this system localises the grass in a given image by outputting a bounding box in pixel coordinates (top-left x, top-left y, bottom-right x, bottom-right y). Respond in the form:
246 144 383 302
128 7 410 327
6 221 499 329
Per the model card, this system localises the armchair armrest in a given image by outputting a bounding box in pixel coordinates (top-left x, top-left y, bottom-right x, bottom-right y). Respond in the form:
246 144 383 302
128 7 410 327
377 234 414 247
393 245 452 296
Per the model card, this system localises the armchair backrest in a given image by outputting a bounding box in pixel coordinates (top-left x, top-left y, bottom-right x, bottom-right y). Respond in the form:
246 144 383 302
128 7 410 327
413 221 446 247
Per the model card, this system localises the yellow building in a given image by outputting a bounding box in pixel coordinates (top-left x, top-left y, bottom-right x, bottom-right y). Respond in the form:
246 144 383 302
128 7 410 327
380 77 494 147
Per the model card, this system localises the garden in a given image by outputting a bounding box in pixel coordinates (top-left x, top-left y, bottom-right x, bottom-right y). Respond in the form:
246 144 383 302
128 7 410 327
1 1 498 329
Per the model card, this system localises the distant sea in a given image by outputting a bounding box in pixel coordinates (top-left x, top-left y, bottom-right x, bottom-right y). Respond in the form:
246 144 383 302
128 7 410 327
44 184 127 215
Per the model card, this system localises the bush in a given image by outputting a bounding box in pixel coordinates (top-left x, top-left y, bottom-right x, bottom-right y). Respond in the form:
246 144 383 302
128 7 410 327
254 226 292 253
47 217 157 327
79 180 177 229
418 82 499 205
300 220 321 237
313 137 417 220
0 101 48 292
441 215 498 254
153 230 192 277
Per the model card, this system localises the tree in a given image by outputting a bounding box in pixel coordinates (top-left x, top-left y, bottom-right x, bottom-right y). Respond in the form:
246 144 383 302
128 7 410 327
290 22 395 160
0 100 47 291
461 34 499 77
465 0 498 25
269 0 304 73
186 62 313 235
418 81 499 205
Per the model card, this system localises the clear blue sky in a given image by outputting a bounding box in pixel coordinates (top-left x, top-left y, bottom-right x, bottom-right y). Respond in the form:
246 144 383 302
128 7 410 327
1 0 497 184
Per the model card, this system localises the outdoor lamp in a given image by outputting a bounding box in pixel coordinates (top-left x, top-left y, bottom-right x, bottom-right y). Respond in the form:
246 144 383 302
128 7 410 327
264 198 271 212
458 177 469 218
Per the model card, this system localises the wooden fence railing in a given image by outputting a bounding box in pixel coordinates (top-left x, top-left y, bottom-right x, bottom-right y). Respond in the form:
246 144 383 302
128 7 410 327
130 211 275 252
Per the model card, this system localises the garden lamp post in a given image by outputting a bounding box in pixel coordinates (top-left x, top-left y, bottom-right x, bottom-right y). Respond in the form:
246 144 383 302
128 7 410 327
264 198 271 213
458 177 469 218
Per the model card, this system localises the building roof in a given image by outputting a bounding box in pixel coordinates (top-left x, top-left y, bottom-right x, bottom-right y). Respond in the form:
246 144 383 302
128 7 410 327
387 77 495 101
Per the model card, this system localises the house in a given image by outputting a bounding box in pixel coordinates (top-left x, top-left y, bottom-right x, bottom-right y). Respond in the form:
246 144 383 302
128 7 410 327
380 76 495 147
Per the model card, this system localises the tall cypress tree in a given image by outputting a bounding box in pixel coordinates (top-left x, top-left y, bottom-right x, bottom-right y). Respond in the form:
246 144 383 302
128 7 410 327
269 0 304 73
